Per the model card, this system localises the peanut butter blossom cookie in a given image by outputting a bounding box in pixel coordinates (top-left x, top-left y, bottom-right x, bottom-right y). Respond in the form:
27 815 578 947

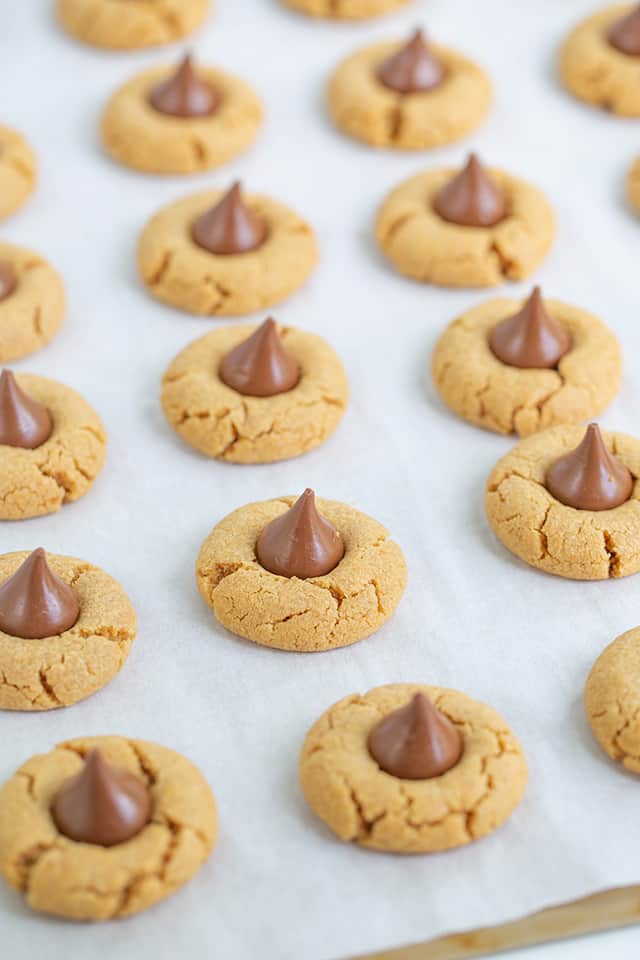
0 736 217 919
0 125 36 221
432 288 622 435
0 548 136 710
328 29 492 149
585 627 640 772
162 318 348 463
376 153 555 287
560 4 640 115
0 243 65 363
0 370 106 520
56 0 210 50
138 181 318 316
299 683 527 853
486 423 640 580
196 489 407 652
101 54 262 175
282 0 409 19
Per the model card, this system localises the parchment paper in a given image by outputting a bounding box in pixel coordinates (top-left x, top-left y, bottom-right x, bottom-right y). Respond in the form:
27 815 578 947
2 2 640 958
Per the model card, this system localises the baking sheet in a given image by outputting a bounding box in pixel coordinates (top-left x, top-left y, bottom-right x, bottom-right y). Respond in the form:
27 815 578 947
3 1 640 958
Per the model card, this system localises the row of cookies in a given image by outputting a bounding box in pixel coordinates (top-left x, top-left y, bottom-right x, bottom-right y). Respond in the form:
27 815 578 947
2 637 636 921
0 485 406 710
58 20 640 174
0 309 349 522
0 272 627 512
98 33 488 175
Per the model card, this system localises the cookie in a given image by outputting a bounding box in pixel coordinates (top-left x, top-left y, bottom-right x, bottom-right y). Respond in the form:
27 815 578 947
485 425 640 580
0 243 65 363
56 0 210 50
101 58 262 175
585 628 640 772
376 160 555 288
196 493 407 652
282 0 409 19
0 550 136 710
138 185 318 316
0 372 107 520
0 125 36 221
299 683 527 853
161 321 348 463
560 5 640 116
627 155 640 215
432 292 622 436
328 35 491 149
0 736 217 919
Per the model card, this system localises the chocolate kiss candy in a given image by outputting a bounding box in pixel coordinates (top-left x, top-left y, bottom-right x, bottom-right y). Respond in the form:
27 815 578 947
546 424 634 511
433 153 507 228
368 692 463 780
52 750 152 847
192 182 268 255
148 53 220 118
609 6 640 56
0 369 52 449
0 548 80 639
377 29 445 94
256 489 345 579
489 287 572 369
0 260 16 301
220 318 300 397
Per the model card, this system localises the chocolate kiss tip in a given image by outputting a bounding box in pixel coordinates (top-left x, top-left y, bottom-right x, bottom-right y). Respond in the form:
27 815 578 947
546 423 634 512
0 547 80 639
368 692 463 781
609 7 640 56
433 153 507 228
256 488 345 580
191 181 268 256
377 26 444 94
52 749 152 848
0 369 53 450
148 51 219 118
489 286 571 370
220 317 300 398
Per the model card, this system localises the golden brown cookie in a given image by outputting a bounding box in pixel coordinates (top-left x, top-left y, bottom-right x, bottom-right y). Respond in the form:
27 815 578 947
101 63 262 175
0 373 106 520
196 495 407 651
56 0 210 50
328 39 491 149
0 243 65 363
486 425 640 580
0 736 217 919
432 295 622 435
376 165 555 287
0 552 136 710
282 0 409 18
299 683 527 853
627 155 640 215
0 125 36 221
585 628 640 772
560 5 640 116
161 323 348 463
138 188 318 316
